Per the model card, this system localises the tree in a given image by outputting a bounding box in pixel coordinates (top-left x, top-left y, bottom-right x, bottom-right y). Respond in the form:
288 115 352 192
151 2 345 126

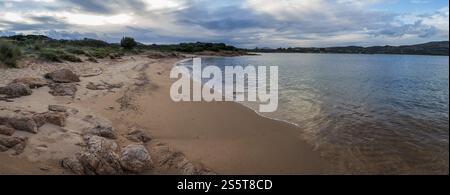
120 37 137 50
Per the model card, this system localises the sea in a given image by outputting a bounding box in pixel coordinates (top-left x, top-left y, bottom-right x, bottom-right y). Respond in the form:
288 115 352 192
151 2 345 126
177 53 449 174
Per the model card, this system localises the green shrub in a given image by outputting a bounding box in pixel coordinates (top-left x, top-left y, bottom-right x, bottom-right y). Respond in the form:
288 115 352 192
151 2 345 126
120 37 137 50
39 49 82 63
0 41 22 68
60 53 82 62
66 47 86 55
33 44 42 51
39 50 62 62
90 48 110 59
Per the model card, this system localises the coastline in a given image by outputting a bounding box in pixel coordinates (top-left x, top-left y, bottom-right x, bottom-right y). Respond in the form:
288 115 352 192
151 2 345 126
0 54 331 174
77 57 331 174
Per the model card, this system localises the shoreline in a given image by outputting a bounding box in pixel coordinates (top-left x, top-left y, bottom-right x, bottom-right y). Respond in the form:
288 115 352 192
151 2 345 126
1 54 332 174
77 57 332 174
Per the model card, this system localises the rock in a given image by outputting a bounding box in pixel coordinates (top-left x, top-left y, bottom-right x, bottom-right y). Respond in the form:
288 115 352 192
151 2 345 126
0 135 28 154
119 144 152 173
39 165 51 171
33 112 67 127
10 77 47 89
48 105 68 112
86 81 123 91
12 137 28 155
134 80 148 86
0 144 8 152
85 135 118 152
45 69 80 83
86 82 107 90
126 128 151 143
60 156 85 175
80 68 102 77
0 83 32 98
0 125 15 136
62 135 123 175
154 144 215 175
82 115 117 139
0 113 38 133
48 83 77 96
81 136 123 175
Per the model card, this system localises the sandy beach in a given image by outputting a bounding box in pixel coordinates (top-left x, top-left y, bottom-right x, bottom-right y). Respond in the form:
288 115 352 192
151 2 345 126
0 54 330 175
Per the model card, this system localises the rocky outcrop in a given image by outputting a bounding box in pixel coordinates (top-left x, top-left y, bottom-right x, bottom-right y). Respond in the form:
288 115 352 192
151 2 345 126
0 125 15 136
126 128 151 143
48 83 77 97
10 77 48 89
0 112 38 133
0 110 66 134
61 135 155 175
154 144 215 175
0 83 32 98
119 144 152 173
61 136 123 175
45 69 80 83
82 115 117 139
0 135 28 154
32 112 67 127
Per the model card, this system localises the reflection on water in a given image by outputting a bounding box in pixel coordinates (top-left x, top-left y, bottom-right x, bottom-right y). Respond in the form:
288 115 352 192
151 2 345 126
182 53 449 174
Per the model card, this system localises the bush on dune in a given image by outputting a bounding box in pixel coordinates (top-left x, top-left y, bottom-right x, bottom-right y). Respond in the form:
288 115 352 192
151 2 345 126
0 41 22 68
121 37 137 50
65 47 86 55
39 49 82 62
60 53 82 62
39 49 62 62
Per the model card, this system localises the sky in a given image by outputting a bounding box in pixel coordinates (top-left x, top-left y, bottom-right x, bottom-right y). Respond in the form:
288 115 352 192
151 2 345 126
0 0 448 48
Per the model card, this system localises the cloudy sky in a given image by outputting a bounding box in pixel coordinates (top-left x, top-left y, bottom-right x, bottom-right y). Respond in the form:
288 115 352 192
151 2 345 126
0 0 448 48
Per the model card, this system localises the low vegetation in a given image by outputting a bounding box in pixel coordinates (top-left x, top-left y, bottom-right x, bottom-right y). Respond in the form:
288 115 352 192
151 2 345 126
0 41 22 68
0 34 245 68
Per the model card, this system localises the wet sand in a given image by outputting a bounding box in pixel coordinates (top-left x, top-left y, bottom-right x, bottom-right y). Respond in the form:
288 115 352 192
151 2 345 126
78 58 331 174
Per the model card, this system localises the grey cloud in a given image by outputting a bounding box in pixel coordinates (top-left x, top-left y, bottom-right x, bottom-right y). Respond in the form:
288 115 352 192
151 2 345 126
65 0 148 14
0 0 447 47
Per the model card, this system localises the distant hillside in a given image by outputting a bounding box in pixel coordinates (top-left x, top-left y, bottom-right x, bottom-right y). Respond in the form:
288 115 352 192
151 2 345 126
249 41 449 56
0 34 247 67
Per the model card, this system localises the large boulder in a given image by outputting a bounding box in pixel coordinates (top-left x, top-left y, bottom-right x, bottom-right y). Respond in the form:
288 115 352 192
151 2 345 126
119 144 152 173
0 83 32 98
48 83 77 97
61 136 123 175
45 69 80 83
10 77 47 89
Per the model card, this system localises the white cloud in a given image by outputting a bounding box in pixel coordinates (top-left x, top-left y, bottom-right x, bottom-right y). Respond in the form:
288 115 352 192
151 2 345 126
0 0 448 47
